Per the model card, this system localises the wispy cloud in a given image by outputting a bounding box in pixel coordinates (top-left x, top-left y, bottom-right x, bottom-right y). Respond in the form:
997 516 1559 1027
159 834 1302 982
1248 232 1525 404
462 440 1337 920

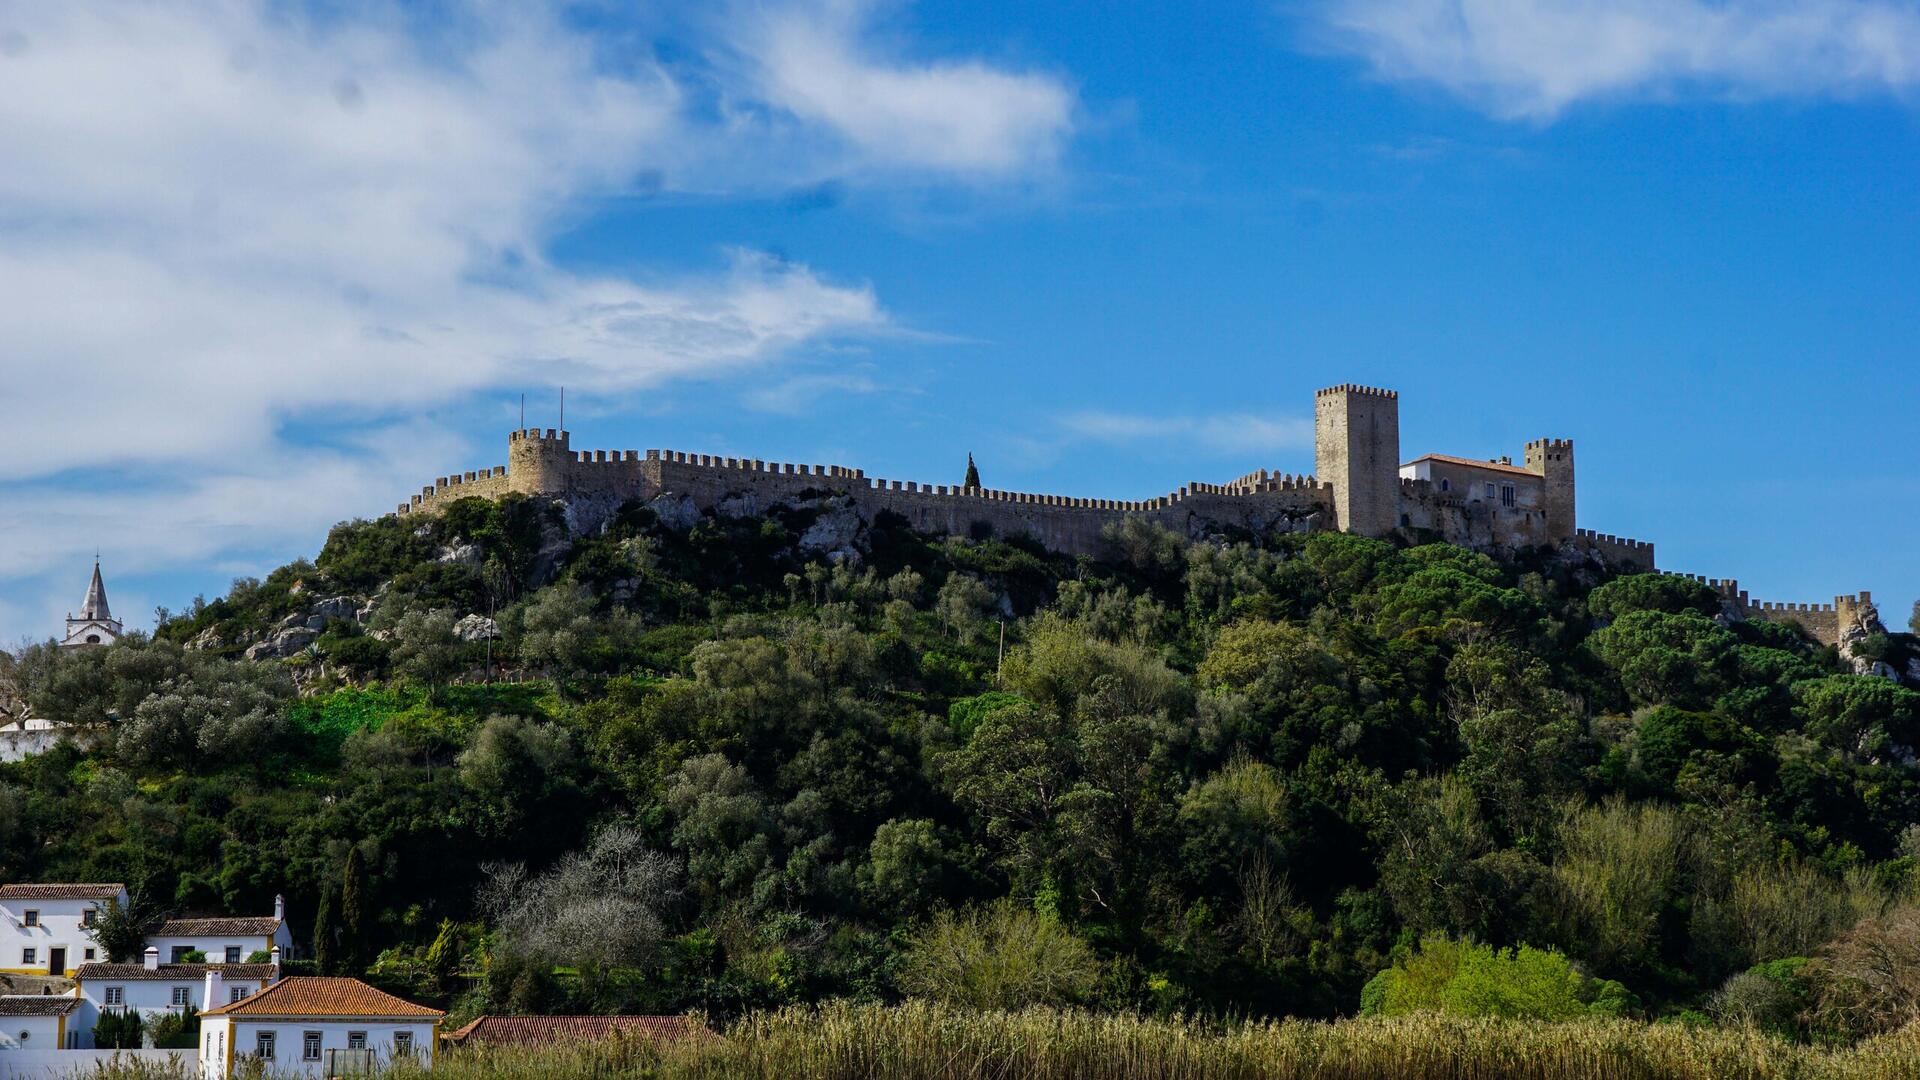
727 0 1077 177
1059 411 1315 456
1313 0 1920 120
742 372 883 415
0 0 1082 642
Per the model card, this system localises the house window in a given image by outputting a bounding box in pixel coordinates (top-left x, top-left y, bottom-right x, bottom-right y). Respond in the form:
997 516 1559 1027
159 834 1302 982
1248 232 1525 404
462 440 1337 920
171 986 190 1007
21 949 35 965
304 1031 322 1061
82 909 96 927
1439 478 1451 492
104 987 124 1007
1484 483 1495 499
394 1031 414 1056
256 1031 275 1060
1500 484 1516 508
229 986 250 1002
170 947 192 963
348 1031 367 1050
21 911 36 928
84 948 96 961
225 947 242 964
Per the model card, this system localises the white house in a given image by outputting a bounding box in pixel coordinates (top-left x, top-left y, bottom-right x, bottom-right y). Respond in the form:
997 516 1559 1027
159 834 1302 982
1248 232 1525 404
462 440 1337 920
0 996 81 1050
198 976 442 1078
148 897 296 964
0 884 125 977
71 951 279 1049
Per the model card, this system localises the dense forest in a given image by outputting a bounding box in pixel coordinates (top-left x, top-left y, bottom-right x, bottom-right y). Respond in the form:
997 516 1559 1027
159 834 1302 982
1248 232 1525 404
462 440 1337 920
6 492 1920 1043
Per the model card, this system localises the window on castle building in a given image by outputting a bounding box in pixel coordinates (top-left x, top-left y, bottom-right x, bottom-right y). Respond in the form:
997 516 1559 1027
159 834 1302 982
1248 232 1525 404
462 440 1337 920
1500 484 1515 507
1439 479 1450 492
1484 483 1495 500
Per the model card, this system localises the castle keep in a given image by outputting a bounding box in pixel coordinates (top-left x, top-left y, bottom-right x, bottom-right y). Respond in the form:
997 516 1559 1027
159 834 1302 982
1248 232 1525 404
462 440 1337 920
394 382 1866 645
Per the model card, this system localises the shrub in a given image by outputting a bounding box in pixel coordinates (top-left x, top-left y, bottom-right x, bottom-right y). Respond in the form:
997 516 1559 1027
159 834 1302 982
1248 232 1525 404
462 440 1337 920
1359 935 1632 1021
897 899 1099 1010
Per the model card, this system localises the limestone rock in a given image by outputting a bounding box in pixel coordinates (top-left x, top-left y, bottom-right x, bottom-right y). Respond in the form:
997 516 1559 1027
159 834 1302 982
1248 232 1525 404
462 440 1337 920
437 543 484 568
648 493 701 533
311 596 362 621
526 520 575 589
454 614 501 642
244 626 318 660
799 500 863 558
187 626 225 652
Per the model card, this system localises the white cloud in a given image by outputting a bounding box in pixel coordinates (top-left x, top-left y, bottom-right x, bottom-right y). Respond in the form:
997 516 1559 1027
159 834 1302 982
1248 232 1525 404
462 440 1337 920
1060 411 1316 456
1315 0 1920 119
0 0 1077 642
727 0 1077 176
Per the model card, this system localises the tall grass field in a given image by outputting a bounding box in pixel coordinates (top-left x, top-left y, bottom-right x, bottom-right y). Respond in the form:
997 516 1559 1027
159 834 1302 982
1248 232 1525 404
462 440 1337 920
82 1003 1920 1080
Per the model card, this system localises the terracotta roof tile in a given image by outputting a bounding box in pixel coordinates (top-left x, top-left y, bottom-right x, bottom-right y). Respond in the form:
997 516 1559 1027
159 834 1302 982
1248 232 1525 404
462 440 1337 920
154 917 281 937
1403 453 1539 479
0 883 125 901
0 996 81 1016
204 977 443 1020
446 1015 704 1046
76 963 275 982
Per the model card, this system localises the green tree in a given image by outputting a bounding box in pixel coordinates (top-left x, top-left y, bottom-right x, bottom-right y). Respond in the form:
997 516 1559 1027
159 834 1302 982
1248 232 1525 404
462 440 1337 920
388 608 465 697
340 846 369 974
963 453 981 490
1588 573 1721 622
84 896 152 964
313 884 337 976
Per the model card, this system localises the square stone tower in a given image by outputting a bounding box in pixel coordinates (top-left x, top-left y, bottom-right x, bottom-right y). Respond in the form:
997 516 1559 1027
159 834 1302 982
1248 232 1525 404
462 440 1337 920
1524 438 1576 542
1314 384 1401 537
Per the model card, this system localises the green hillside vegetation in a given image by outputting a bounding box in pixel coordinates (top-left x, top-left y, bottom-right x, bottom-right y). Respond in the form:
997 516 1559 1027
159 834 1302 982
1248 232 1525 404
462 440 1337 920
7 494 1920 1044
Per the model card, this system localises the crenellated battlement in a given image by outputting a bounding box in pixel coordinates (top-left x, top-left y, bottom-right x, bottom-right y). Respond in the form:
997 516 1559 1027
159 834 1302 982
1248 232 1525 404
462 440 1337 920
1316 383 1398 400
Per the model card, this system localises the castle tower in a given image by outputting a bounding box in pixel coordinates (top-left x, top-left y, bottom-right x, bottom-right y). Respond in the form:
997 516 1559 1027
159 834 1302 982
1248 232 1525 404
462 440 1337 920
1524 438 1576 542
1314 384 1401 537
60 560 124 648
507 428 573 498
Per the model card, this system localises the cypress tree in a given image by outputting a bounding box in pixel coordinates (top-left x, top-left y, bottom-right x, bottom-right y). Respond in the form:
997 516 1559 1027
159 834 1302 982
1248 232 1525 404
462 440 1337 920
312 884 336 976
963 453 981 490
339 846 368 974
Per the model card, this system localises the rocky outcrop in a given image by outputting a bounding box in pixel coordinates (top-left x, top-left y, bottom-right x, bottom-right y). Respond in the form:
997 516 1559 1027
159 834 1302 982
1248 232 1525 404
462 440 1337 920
798 498 865 564
244 626 319 660
455 614 501 642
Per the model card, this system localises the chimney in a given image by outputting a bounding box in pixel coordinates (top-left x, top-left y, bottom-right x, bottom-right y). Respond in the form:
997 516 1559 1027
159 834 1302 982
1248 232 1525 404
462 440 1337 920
143 947 159 972
269 946 282 981
273 894 285 922
202 970 224 1013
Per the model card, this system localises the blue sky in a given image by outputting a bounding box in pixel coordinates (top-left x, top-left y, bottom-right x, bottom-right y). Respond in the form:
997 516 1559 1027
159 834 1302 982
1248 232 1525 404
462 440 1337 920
2 0 1917 644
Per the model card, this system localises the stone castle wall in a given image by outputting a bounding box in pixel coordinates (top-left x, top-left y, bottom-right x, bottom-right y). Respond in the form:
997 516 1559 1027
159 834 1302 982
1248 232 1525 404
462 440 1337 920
1666 573 1876 648
389 386 1654 574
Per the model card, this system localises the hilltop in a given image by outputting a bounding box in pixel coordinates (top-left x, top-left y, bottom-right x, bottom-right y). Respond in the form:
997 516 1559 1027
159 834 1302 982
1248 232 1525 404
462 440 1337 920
5 489 1920 1040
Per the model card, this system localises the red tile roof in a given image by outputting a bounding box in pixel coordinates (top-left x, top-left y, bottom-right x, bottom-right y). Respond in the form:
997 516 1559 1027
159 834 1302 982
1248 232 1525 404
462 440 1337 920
203 977 443 1020
0 996 81 1016
153 917 281 937
446 1015 704 1047
0 883 125 901
76 963 276 983
1403 453 1538 478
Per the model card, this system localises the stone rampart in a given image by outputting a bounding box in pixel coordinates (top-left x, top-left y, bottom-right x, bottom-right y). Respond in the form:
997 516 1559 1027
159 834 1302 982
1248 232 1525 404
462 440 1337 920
1574 528 1657 572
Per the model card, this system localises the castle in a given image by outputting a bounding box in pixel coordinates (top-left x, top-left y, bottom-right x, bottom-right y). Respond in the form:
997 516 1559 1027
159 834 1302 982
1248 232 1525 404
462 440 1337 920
393 382 1872 646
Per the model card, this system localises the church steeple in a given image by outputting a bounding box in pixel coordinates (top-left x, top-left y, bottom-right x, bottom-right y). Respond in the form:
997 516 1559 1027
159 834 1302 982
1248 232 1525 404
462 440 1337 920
79 561 111 622
60 559 123 649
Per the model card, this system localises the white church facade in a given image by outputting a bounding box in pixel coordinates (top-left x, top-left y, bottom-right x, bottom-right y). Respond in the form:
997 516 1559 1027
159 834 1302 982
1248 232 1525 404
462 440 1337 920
59 562 122 649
